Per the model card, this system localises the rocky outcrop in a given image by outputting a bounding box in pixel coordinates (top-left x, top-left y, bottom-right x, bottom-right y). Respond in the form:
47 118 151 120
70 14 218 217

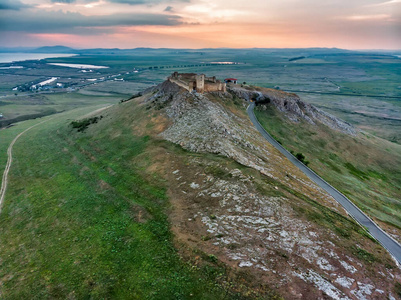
144 79 185 108
167 155 400 300
160 88 275 178
229 86 358 136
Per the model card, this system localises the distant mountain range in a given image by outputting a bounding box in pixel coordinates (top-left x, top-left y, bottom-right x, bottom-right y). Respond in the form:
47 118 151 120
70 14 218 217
0 45 399 56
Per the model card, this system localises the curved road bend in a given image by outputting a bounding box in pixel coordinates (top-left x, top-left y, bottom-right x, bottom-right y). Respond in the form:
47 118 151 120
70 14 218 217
247 102 401 265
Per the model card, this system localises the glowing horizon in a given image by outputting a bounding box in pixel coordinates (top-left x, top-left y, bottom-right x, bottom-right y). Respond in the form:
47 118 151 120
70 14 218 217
0 0 400 50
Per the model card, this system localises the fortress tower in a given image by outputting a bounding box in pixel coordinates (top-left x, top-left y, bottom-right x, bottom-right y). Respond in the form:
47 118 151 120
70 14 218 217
195 74 205 93
168 72 226 94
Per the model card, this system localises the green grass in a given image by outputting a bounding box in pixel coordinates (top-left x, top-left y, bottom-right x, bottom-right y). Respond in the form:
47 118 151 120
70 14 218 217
204 165 233 180
70 115 103 132
351 246 377 264
0 116 62 177
0 104 233 299
254 105 401 232
0 92 122 128
343 162 369 180
0 74 45 93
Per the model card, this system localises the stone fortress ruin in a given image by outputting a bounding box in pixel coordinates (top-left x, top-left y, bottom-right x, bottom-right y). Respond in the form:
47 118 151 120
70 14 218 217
168 72 226 94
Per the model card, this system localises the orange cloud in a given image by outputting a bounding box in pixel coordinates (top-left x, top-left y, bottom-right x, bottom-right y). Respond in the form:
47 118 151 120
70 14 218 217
2 0 400 49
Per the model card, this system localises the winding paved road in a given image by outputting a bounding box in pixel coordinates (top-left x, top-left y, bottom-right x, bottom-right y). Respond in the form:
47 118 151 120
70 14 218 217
247 102 401 265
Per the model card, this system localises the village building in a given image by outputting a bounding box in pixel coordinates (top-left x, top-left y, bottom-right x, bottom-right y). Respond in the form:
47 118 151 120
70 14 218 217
168 72 226 93
224 78 238 84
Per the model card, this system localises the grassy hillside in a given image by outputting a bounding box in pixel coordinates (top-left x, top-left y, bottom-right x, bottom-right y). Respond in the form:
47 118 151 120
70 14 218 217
254 105 401 240
1 87 400 298
0 92 127 128
0 103 243 299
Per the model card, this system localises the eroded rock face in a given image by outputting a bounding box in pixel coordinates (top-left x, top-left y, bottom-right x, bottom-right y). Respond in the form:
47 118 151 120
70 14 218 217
167 156 400 300
146 80 400 299
153 81 341 212
229 86 358 136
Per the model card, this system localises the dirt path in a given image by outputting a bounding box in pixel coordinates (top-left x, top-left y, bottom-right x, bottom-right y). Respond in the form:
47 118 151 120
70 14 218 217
0 119 53 213
0 104 113 214
79 105 112 119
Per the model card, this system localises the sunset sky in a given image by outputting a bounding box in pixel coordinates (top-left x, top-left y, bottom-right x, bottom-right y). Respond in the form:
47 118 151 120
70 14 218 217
0 0 400 49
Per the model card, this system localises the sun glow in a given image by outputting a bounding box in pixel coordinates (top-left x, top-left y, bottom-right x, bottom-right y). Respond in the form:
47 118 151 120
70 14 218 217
1 0 400 49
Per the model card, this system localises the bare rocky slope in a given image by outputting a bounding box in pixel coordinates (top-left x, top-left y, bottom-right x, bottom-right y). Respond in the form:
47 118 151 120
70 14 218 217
138 80 400 299
228 85 358 136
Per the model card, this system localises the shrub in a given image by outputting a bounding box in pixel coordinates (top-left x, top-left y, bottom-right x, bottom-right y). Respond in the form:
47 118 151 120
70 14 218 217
207 254 218 263
295 152 310 166
70 116 103 132
205 165 232 179
352 246 377 263
295 152 305 161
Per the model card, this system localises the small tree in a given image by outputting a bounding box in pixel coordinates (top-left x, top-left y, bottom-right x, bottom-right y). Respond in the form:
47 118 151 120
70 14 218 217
295 152 305 161
295 152 310 166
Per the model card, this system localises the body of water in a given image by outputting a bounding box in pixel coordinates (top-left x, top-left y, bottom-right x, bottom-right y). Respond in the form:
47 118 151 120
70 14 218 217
48 63 108 69
0 66 24 69
0 53 76 64
37 77 58 86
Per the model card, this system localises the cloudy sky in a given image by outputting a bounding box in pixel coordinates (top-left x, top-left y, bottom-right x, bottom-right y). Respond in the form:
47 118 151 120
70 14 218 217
0 0 400 49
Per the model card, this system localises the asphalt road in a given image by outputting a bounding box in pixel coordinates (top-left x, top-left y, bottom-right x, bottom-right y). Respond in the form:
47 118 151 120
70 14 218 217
247 102 401 265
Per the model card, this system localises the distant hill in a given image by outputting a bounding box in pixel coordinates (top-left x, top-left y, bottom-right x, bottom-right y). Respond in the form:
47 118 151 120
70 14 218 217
32 46 77 53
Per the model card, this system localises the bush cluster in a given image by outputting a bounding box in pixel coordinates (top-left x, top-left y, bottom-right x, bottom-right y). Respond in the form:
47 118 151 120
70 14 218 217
70 116 103 132
290 151 310 166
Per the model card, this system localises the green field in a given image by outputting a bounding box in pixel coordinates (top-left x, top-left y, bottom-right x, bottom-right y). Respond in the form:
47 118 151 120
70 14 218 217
0 92 126 128
0 104 242 299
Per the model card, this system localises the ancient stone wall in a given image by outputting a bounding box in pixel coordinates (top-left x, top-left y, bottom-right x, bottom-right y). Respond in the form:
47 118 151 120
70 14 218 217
168 72 226 94
204 81 226 93
205 76 217 83
168 78 191 92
